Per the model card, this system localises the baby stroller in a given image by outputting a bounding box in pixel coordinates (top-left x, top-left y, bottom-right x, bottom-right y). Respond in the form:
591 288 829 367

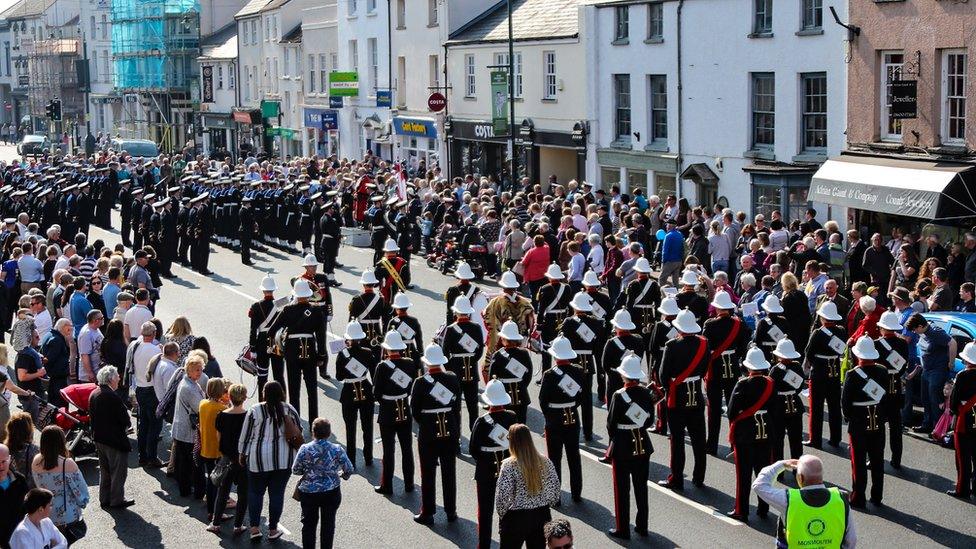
37 384 98 457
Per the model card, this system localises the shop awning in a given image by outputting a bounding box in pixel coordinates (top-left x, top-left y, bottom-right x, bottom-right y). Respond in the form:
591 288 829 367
808 155 976 220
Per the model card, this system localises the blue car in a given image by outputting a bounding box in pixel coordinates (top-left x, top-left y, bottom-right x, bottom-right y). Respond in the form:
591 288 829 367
920 312 973 375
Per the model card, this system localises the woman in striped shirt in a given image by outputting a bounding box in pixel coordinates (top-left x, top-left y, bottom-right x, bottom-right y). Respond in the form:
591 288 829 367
238 381 301 542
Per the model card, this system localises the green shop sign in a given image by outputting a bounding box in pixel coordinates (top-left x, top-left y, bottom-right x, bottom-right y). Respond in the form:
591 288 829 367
265 127 298 140
260 100 280 118
329 72 359 97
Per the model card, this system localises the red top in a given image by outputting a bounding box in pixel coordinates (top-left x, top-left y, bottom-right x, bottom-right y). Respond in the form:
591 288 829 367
849 307 882 343
520 245 551 282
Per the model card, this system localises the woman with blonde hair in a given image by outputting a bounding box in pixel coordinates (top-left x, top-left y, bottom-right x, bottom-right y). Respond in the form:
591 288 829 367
199 377 228 524
495 424 560 549
164 316 196 365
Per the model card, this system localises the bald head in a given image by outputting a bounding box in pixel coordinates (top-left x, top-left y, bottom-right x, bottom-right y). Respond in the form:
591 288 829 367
797 455 823 487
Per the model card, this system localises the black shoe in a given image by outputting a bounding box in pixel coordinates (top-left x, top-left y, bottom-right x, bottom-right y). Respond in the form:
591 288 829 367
446 514 458 523
726 511 748 523
850 500 866 509
634 527 649 537
243 261 255 266
571 495 582 503
658 480 683 492
692 479 705 488
584 434 594 442
757 508 769 519
826 440 841 448
200 270 213 276
412 514 434 525
802 440 822 449
946 490 971 498
912 426 933 434
146 459 163 469
335 263 344 268
110 499 136 509
607 529 630 540
869 498 884 507
597 456 611 464
890 462 902 470
364 458 373 467
373 486 392 495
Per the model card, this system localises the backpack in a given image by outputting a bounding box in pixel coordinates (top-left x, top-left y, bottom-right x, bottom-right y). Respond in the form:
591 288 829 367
10 317 35 353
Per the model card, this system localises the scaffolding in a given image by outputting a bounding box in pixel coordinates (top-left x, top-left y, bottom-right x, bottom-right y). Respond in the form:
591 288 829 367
111 0 200 150
26 36 83 138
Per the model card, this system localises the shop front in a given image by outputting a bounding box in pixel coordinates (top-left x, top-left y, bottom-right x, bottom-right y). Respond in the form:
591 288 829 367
303 106 339 158
393 116 439 175
233 109 262 157
517 119 587 185
200 113 235 157
445 118 510 181
595 147 678 196
808 153 976 242
743 163 819 222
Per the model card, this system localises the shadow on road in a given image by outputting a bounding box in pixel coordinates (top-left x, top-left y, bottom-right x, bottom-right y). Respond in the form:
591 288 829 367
867 502 976 546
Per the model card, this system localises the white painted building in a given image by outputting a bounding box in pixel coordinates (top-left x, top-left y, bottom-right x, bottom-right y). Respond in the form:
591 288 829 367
335 0 390 161
297 1 337 157
445 0 589 186
197 22 237 156
585 0 847 221
80 0 117 137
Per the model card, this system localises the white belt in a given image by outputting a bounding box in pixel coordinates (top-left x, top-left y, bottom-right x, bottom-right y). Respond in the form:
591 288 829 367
452 353 476 358
481 446 507 452
359 319 381 325
635 304 654 309
288 333 315 339
778 391 796 396
852 401 880 407
814 354 840 360
382 394 408 400
545 309 565 315
761 341 776 347
423 407 452 414
548 402 576 409
617 423 640 430
720 350 735 356
684 376 701 383
575 350 592 356
226 202 239 207
498 377 520 384
323 234 337 239
343 376 368 383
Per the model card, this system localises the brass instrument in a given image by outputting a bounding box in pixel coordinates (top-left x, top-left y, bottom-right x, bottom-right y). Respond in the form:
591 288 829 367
269 328 287 357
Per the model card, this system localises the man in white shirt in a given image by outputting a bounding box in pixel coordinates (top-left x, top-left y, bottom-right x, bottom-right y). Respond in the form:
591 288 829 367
123 289 154 343
53 245 75 273
129 322 163 466
28 294 52 340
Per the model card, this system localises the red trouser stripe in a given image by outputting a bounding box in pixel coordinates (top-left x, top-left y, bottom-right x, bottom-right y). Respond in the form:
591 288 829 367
733 446 744 515
807 379 815 440
611 458 623 531
955 431 964 493
848 434 858 502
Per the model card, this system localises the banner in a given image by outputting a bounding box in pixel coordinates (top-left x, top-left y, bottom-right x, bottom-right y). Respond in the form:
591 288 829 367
201 66 214 103
490 71 509 136
330 72 359 97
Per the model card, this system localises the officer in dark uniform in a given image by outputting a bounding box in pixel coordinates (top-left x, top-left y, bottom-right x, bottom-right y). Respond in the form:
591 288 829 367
648 297 680 434
606 355 655 540
538 336 584 502
368 196 390 265
386 293 423 370
769 339 806 461
804 301 847 449
348 270 392 364
560 292 605 441
311 191 325 260
659 310 710 491
266 279 327 421
581 271 611 379
248 275 285 397
411 343 462 525
752 295 789 362
702 291 750 456
190 192 214 275
148 197 164 259
394 200 419 288
318 194 342 286
118 178 133 246
949 342 976 498
443 296 485 431
177 196 192 265
138 191 155 251
875 310 909 469
75 181 93 236
842 336 890 508
486 321 533 424
536 264 572 375
159 197 177 277
727 348 776 522
373 331 419 496
675 269 710 324
298 185 314 255
335 321 375 467
470 379 516 549
239 196 256 265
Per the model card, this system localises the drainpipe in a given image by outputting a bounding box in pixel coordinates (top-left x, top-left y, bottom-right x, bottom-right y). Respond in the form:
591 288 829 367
676 0 684 198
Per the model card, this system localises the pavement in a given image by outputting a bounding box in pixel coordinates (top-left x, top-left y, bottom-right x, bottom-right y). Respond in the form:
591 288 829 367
1 147 974 548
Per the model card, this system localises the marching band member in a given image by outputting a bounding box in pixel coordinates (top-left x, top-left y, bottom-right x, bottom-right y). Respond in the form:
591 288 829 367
372 331 419 496
486 321 533 424
335 321 375 467
607 354 654 540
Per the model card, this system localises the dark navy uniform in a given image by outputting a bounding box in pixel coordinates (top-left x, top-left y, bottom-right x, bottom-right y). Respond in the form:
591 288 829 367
267 301 327 421
769 358 805 461
560 311 605 440
536 281 571 373
874 335 908 468
486 347 533 423
805 323 848 447
335 343 376 466
538 363 584 500
607 384 655 538
411 368 462 521
842 362 890 506
660 334 710 489
443 319 485 430
727 374 775 519
373 356 419 494
702 314 750 455
470 408 517 549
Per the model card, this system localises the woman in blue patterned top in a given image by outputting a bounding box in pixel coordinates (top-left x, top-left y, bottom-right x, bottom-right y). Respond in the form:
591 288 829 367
292 418 353 549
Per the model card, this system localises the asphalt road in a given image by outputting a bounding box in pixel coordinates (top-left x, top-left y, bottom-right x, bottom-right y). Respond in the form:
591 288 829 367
2 148 973 548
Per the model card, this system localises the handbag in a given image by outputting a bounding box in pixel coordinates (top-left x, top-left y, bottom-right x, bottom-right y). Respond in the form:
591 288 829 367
236 345 259 376
281 407 305 450
209 456 232 486
60 464 87 544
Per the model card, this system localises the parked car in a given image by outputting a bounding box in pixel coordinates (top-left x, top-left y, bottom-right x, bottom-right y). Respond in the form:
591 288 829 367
110 138 159 159
17 134 49 156
920 312 972 375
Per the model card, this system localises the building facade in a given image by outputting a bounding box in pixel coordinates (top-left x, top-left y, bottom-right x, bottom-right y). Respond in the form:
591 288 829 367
197 23 237 156
80 0 118 137
298 1 337 158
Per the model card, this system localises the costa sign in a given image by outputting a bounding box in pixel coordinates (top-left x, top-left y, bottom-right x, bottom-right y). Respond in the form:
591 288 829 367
427 92 446 112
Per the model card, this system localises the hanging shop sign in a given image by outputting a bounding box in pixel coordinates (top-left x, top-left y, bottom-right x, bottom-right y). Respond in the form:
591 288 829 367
329 72 359 97
890 80 917 119
201 66 214 103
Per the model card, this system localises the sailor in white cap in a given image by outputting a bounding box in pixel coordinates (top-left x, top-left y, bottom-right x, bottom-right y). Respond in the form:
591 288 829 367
844 335 891 508
726 347 774 522
469 378 517 547
444 261 484 326
560 292 606 441
443 296 485 430
335 321 376 467
375 237 407 304
658 309 708 491
769 339 805 461
805 300 847 449
372 331 421 496
296 253 334 320
752 294 789 361
410 343 462 524
387 292 423 368
607 354 655 540
702 291 751 456
874 310 909 469
537 264 573 375
538 336 584 502
349 270 392 360
618 257 661 342
676 267 710 323
486 320 533 423
189 191 214 275
266 279 328 421
602 310 646 408
646 297 682 434
482 270 534 367
248 274 284 396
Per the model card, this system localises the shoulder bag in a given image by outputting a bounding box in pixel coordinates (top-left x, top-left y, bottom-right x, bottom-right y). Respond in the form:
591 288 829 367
281 406 305 450
60 462 87 544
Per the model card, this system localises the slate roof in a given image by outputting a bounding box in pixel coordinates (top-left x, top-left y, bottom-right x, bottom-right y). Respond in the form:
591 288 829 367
199 22 237 59
280 23 301 43
448 0 582 44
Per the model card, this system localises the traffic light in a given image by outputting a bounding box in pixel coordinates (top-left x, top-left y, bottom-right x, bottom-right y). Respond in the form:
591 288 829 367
51 99 61 121
44 101 53 119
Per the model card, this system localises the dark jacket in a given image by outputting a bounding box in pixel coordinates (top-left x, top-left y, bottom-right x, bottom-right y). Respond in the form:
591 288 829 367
39 329 70 378
90 383 132 452
0 470 27 549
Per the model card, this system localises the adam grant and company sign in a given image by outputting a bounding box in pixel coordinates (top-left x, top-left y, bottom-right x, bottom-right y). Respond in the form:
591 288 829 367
811 183 938 217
